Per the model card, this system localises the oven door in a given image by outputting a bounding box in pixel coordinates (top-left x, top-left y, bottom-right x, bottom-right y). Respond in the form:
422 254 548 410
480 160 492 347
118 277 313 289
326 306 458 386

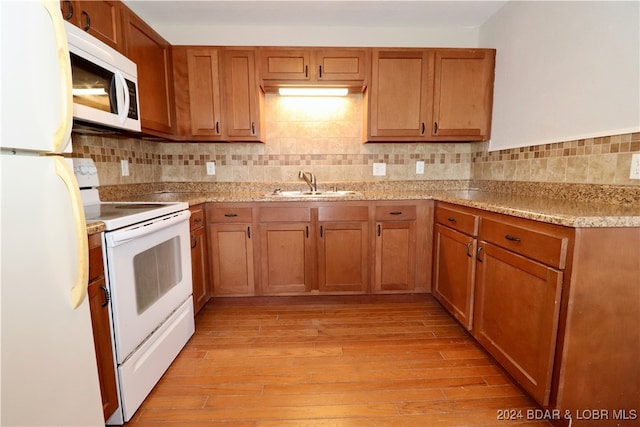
104 210 192 364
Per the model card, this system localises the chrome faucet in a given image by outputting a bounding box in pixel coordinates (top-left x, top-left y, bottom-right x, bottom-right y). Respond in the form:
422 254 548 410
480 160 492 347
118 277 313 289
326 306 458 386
298 170 317 192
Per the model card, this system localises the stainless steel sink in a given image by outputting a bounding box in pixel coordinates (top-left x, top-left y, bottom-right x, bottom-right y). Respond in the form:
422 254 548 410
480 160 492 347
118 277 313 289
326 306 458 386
265 190 360 198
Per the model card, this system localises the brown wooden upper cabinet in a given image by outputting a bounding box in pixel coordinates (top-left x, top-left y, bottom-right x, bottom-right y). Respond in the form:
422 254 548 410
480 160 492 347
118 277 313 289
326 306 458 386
366 49 434 141
223 48 265 142
365 48 495 142
61 0 123 52
432 49 495 141
121 8 175 137
259 48 369 91
172 47 224 141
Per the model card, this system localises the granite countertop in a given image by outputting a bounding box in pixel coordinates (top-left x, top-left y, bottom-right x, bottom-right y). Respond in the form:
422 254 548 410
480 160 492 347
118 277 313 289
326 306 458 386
102 182 640 228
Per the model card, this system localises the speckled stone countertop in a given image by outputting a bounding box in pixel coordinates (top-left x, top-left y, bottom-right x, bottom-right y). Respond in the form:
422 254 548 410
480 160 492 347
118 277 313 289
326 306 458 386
86 221 106 235
97 180 640 228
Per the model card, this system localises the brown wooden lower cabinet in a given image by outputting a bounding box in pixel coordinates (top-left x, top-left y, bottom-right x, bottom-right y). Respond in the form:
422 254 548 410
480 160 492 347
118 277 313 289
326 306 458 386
205 201 431 297
433 201 640 426
87 233 118 421
475 242 563 406
432 223 476 329
189 205 210 313
207 205 255 296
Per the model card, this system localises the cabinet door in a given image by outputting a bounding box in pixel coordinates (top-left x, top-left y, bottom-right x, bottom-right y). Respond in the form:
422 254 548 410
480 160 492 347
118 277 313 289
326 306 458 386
61 1 122 52
315 49 368 82
259 222 313 294
474 242 563 406
367 49 433 140
318 221 369 293
374 221 417 292
122 10 174 136
223 49 264 141
88 278 118 420
173 47 223 140
191 225 210 313
432 224 476 330
209 224 254 296
432 49 495 141
260 48 311 80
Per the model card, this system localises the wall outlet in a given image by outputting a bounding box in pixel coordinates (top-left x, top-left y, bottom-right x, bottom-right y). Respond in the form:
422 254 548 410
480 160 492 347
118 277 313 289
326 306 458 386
630 153 640 180
373 162 386 176
120 159 129 177
206 161 216 175
416 160 425 174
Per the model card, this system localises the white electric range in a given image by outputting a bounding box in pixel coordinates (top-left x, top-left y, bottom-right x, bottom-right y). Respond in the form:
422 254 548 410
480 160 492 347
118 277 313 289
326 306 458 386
73 158 195 425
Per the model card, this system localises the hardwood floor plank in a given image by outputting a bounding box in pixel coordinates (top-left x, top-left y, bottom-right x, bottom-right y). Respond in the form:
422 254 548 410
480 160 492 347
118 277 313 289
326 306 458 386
123 295 549 426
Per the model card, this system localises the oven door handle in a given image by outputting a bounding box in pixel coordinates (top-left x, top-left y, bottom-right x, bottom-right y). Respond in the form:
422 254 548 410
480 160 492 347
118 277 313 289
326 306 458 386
106 210 191 247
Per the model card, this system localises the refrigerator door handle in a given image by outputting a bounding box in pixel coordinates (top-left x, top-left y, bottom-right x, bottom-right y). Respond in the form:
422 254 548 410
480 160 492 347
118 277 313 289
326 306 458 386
54 156 89 309
43 0 73 153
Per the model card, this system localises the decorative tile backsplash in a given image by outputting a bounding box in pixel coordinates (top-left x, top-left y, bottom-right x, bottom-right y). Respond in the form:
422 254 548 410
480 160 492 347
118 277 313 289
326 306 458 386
71 93 639 187
471 132 640 185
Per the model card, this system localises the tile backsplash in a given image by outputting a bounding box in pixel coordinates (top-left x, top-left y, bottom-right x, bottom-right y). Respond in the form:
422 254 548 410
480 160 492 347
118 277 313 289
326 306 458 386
71 93 639 187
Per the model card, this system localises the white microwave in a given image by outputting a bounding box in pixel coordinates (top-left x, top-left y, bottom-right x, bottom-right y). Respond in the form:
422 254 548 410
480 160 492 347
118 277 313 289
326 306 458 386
65 22 141 132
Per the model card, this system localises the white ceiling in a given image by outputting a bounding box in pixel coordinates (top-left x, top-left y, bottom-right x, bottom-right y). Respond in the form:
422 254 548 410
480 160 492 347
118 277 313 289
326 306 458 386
122 1 509 30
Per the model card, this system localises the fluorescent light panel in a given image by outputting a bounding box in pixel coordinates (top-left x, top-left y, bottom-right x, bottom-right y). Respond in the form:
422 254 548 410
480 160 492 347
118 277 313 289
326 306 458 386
278 87 349 97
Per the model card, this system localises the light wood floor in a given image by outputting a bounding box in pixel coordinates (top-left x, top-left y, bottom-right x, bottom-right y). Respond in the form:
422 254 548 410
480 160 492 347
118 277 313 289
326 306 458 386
125 295 551 426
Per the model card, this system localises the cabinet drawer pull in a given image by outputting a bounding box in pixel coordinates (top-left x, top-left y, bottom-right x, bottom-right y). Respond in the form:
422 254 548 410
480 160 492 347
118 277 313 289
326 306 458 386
81 10 90 31
320 225 324 238
215 121 220 134
465 241 473 258
100 286 110 308
421 122 426 135
377 224 381 236
191 235 197 249
251 122 256 135
476 246 484 262
194 217 202 224
247 226 251 239
447 217 457 223
63 0 73 20
390 211 403 215
306 225 309 238
319 65 322 78
434 121 439 134
305 65 308 78
224 213 238 217
505 234 521 242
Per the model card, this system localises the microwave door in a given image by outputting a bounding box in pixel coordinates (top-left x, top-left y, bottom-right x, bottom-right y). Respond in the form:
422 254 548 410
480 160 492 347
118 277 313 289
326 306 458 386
71 52 114 114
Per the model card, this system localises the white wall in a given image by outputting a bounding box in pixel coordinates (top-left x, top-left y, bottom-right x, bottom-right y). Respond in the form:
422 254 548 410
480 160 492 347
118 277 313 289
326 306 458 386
479 1 640 151
154 24 479 48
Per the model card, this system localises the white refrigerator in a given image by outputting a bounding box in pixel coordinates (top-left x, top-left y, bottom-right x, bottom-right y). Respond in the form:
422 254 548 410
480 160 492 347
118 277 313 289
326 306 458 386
1 1 104 425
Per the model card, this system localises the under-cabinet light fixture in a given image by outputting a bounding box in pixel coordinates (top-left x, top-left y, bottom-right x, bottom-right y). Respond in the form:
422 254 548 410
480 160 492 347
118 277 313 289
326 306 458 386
278 87 349 97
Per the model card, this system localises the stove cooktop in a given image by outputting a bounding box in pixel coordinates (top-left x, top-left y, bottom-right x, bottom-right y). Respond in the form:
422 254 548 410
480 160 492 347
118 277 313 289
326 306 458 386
83 201 189 231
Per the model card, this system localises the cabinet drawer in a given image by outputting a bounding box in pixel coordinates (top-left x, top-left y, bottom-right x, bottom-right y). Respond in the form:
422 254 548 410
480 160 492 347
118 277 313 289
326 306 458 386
259 207 311 222
88 233 104 282
375 206 416 221
189 207 205 230
208 207 252 223
318 205 369 222
435 204 479 236
480 218 569 269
